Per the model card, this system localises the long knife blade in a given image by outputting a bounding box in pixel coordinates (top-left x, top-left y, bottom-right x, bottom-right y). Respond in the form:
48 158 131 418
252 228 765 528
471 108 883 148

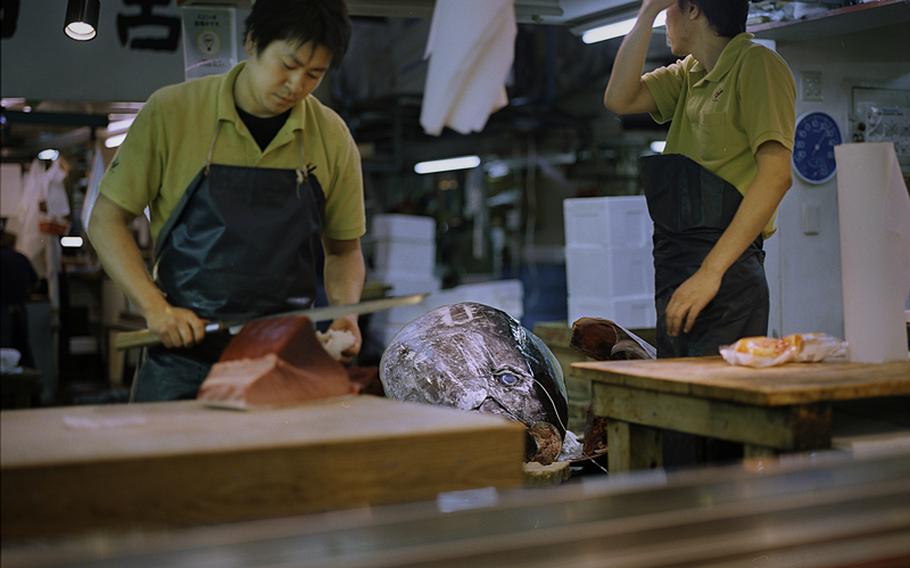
113 293 429 351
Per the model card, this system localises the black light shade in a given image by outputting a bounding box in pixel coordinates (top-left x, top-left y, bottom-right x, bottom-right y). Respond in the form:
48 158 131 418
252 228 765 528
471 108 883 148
64 0 100 41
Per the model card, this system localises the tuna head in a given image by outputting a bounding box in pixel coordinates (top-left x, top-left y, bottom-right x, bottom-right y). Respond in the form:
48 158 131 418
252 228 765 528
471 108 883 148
379 303 568 461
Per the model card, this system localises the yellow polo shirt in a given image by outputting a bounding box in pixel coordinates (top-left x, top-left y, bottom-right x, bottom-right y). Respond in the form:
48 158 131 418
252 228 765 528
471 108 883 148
642 33 795 237
100 62 366 244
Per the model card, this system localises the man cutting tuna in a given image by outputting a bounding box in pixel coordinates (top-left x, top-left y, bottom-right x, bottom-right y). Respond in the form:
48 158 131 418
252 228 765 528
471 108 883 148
88 0 366 402
603 0 795 359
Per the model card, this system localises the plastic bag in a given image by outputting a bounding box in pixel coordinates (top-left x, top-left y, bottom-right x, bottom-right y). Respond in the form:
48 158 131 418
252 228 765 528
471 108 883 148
785 332 849 362
720 333 848 368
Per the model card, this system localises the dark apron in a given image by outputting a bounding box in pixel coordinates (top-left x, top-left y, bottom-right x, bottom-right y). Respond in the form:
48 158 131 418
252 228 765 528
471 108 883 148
640 154 768 359
132 122 325 402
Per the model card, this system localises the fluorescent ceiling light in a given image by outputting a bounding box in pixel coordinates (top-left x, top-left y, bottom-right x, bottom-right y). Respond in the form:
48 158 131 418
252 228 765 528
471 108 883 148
105 133 127 148
650 140 667 153
107 117 135 133
582 10 666 45
38 149 60 161
61 236 84 248
414 155 481 175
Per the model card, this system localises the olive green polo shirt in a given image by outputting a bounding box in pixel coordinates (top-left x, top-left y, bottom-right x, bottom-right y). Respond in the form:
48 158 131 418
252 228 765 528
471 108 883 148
642 33 796 237
100 62 366 244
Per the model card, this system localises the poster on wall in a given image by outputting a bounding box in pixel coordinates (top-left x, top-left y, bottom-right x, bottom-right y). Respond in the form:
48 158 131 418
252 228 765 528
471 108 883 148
852 87 910 172
181 6 238 80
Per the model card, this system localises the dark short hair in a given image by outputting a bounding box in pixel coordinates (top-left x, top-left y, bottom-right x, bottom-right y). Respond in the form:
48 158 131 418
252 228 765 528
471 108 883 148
678 0 748 38
244 0 351 67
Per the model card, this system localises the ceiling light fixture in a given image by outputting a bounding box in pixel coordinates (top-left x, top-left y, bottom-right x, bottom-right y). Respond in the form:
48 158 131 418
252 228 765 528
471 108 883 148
650 140 667 153
105 133 127 148
64 0 100 41
106 116 135 133
580 10 666 45
414 155 481 175
61 236 84 248
38 149 60 161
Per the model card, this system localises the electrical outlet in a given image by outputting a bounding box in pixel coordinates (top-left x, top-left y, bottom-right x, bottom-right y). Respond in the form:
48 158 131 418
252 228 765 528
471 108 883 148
801 71 823 102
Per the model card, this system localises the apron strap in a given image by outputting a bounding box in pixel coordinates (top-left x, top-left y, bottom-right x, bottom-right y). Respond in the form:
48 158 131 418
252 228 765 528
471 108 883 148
294 129 307 187
204 121 225 175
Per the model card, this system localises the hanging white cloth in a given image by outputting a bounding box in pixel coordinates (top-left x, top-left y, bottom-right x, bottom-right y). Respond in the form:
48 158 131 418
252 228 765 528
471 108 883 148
44 160 71 220
15 160 48 277
13 159 70 308
420 0 516 136
43 161 70 309
81 143 106 233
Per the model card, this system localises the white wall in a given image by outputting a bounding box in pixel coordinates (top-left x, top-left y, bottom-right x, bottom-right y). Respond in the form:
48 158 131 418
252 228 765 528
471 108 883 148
773 23 910 336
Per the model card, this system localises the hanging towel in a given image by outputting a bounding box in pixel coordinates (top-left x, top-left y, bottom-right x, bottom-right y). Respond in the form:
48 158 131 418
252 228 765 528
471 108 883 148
420 0 516 136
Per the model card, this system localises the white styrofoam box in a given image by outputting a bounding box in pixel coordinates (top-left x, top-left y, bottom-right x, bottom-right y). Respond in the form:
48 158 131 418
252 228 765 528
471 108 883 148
371 214 436 241
373 239 436 274
568 294 656 329
564 196 652 249
565 244 654 299
369 270 441 296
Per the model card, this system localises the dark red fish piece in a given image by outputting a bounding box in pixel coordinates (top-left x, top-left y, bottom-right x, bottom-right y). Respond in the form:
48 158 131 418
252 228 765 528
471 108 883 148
570 317 656 361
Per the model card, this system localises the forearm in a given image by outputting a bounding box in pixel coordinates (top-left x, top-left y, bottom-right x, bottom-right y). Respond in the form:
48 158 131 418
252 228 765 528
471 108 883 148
88 196 167 317
701 172 791 277
603 5 661 111
324 245 365 307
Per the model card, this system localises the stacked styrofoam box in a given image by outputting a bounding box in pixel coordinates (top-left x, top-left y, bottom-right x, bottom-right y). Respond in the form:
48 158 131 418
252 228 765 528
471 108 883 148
369 214 440 346
564 196 656 328
371 214 437 274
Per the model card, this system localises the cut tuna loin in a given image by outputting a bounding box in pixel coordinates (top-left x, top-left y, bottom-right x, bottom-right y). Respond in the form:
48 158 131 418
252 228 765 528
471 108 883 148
198 316 356 408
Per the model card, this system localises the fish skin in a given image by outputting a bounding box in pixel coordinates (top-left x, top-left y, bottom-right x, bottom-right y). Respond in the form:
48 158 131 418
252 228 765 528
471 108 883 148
380 303 569 442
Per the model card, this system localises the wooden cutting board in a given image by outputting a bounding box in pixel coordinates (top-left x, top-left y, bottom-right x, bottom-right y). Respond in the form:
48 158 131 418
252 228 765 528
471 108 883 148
573 356 910 406
1 396 524 539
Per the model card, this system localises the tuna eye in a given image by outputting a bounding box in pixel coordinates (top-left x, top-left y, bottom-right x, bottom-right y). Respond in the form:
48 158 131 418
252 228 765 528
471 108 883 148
497 373 519 387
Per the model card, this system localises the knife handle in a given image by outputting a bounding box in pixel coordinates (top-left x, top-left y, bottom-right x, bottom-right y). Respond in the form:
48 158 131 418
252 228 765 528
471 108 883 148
113 322 225 351
113 329 163 351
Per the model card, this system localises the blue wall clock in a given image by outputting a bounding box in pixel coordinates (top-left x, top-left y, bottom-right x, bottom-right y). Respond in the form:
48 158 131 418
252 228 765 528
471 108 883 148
793 111 842 185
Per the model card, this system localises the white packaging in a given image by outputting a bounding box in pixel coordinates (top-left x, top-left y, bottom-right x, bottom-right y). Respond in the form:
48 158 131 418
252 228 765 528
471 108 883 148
565 244 654 299
564 196 652 249
568 294 656 329
369 270 441 296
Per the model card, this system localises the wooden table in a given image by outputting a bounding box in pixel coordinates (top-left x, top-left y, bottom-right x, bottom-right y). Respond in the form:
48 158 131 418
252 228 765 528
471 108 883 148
573 357 910 473
1 396 524 539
